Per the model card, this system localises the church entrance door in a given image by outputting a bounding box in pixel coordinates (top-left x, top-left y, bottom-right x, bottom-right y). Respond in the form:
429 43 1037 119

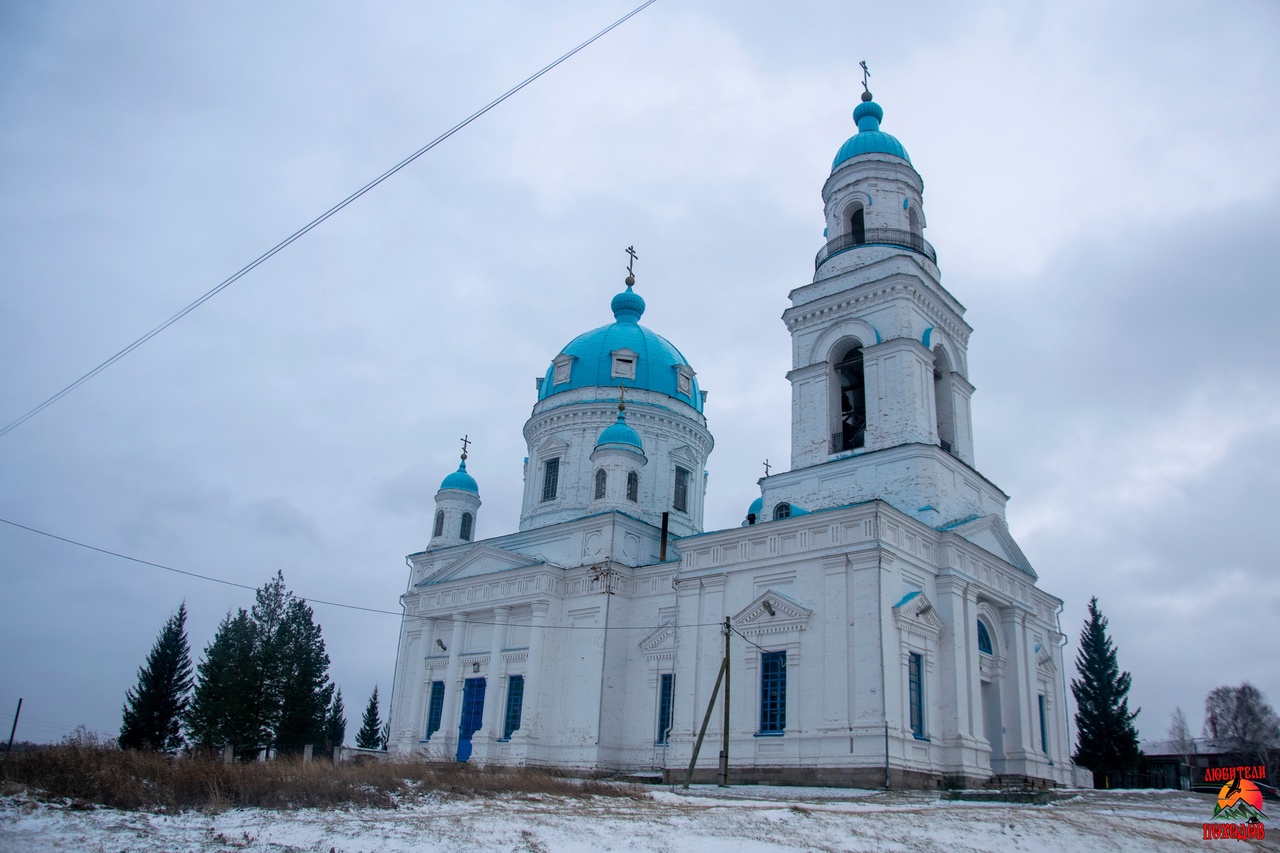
456 677 486 762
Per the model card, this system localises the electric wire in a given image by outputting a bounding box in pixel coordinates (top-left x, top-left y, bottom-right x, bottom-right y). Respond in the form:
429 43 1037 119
0 0 659 439
0 515 724 631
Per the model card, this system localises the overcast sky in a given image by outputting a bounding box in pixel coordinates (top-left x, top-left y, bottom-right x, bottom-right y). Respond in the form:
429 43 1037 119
2 0 1277 750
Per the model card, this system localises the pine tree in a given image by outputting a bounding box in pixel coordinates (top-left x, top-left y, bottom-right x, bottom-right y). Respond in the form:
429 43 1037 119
1071 597 1141 781
119 602 193 752
324 688 347 756
356 686 382 749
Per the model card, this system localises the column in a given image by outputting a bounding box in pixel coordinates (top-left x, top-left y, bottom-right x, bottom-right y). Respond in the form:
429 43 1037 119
476 606 511 758
438 612 467 756
408 617 435 743
518 600 550 745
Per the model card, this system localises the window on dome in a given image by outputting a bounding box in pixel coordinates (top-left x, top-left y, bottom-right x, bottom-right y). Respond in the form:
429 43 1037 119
676 364 696 398
553 354 573 386
611 348 637 381
541 458 560 502
459 512 473 542
832 343 866 453
626 471 639 502
432 510 444 538
773 503 791 521
594 469 607 500
673 466 690 513
850 205 866 245
977 620 993 656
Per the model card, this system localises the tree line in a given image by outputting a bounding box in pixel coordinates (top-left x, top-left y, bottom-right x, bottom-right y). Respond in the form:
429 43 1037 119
118 571 383 760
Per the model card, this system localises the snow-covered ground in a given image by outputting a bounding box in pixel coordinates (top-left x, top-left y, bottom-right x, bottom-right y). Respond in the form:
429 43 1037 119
1 786 1268 852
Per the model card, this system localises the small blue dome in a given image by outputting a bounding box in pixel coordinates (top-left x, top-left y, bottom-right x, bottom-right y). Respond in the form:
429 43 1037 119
596 409 643 451
440 459 478 493
747 497 763 517
539 285 702 413
832 97 911 170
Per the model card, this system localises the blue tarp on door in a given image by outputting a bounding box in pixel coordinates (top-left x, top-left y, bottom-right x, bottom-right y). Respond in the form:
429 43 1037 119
456 677 485 762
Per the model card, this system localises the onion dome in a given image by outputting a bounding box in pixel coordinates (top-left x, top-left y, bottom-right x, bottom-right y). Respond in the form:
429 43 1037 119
832 91 911 170
596 408 644 452
439 458 478 493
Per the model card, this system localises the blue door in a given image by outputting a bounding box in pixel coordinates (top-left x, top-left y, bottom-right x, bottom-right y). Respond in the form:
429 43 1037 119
456 677 486 762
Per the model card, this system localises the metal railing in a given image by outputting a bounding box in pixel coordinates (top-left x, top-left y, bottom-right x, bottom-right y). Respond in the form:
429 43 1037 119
815 227 936 269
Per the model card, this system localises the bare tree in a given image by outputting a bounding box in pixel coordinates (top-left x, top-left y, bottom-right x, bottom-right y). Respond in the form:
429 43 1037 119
1204 683 1280 775
1168 706 1194 764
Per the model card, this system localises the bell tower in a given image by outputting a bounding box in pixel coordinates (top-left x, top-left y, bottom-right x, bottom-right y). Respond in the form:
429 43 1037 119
772 82 989 527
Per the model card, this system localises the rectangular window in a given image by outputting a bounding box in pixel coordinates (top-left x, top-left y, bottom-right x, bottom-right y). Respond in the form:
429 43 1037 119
425 680 445 739
541 458 559 502
673 466 690 512
502 675 525 740
909 652 925 738
760 651 786 734
657 673 674 744
1038 694 1048 753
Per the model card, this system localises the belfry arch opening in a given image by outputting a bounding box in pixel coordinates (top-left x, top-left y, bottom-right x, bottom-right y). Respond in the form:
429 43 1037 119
849 205 866 245
933 345 956 454
831 341 867 453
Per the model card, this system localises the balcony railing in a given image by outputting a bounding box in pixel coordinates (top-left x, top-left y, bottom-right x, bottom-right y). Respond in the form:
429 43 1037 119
815 227 936 269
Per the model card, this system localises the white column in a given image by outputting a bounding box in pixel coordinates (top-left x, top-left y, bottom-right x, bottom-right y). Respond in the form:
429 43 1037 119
439 612 467 756
519 600 550 745
476 606 511 758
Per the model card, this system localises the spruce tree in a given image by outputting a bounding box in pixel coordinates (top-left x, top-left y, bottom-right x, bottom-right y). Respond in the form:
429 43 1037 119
356 686 383 749
325 688 347 756
1071 597 1141 781
187 609 264 759
273 596 334 755
119 602 193 752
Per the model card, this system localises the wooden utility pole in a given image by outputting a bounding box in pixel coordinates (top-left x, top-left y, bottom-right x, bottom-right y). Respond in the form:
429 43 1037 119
683 657 726 789
719 617 730 786
2 698 22 774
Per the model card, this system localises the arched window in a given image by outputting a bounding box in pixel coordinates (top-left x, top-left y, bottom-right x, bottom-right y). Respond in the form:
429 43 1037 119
908 206 922 252
977 620 993 655
850 205 866 245
460 512 473 542
773 503 792 520
432 510 444 538
833 343 866 452
626 470 639 502
594 468 607 500
933 346 955 454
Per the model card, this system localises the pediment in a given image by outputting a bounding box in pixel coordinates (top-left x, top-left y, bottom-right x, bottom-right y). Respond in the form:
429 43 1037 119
949 515 1037 579
893 590 943 632
420 543 543 585
639 621 675 652
1036 643 1056 673
733 590 812 636
537 435 570 455
670 444 698 465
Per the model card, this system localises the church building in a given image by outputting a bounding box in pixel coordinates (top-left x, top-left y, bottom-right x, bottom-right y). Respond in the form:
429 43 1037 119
388 86 1076 788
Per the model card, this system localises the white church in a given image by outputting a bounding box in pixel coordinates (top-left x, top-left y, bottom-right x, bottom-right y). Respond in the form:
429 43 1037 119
388 87 1077 788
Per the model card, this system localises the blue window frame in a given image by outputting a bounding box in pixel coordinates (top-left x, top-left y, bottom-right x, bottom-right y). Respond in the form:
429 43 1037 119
456 677 486 762
977 621 993 655
1038 694 1048 753
657 673 674 744
502 675 525 740
909 652 925 738
425 680 445 739
760 651 786 733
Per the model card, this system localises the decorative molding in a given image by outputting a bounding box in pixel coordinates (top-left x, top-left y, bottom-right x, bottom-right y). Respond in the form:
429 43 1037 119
733 590 813 636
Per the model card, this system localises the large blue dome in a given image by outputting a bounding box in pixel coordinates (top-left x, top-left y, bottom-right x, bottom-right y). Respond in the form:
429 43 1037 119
538 285 703 413
832 97 911 170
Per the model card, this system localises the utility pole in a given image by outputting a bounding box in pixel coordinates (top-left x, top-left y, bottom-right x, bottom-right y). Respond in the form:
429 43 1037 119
2 698 22 775
719 617 730 787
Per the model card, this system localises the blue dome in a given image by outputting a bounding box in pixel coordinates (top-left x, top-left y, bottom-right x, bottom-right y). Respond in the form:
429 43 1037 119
832 97 911 170
596 409 643 451
440 459 478 493
538 285 703 413
747 497 763 517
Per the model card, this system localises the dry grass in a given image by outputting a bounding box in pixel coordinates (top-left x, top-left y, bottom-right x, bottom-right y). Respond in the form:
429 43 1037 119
1 735 640 812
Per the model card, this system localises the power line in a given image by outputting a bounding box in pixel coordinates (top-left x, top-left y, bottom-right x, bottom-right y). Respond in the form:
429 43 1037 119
0 515 725 631
0 0 659 439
